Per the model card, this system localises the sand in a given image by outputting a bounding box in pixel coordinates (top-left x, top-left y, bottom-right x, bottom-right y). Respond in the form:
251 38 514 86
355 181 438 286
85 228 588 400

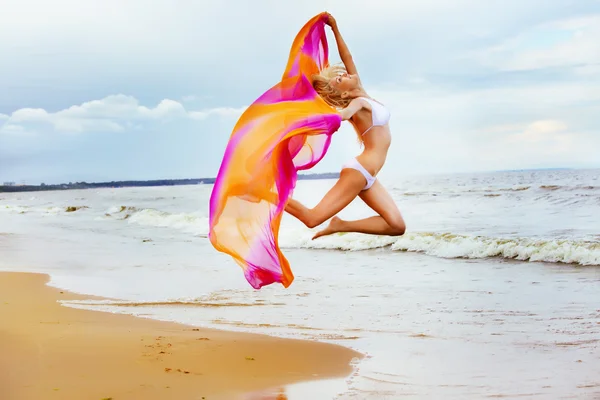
0 272 361 400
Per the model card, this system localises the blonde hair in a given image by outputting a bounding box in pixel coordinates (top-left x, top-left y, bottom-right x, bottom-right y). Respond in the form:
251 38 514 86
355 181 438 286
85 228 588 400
312 63 365 145
311 63 353 109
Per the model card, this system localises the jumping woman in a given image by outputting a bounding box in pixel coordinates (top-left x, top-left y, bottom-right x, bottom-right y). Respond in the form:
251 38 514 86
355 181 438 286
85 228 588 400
284 13 406 240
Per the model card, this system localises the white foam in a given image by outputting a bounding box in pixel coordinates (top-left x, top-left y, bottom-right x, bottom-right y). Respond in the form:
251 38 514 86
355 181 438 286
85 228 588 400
95 203 600 266
279 229 600 266
2 169 599 400
0 204 29 214
125 208 208 235
390 232 600 266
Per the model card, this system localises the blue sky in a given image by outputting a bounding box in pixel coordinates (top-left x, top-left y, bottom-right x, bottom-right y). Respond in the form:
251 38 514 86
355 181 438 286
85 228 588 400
1 0 599 185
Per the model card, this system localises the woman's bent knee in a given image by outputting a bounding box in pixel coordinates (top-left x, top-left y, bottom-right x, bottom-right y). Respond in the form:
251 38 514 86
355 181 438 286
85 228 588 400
389 218 406 236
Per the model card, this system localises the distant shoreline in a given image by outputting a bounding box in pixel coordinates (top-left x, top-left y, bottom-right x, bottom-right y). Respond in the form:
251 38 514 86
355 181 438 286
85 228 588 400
0 172 340 193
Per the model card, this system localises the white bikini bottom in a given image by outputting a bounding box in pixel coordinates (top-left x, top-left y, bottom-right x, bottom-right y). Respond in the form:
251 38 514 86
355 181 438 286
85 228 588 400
342 158 376 190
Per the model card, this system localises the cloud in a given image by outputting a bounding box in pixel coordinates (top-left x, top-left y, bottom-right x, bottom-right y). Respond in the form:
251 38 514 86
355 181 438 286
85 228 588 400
476 14 600 72
1 1 599 183
361 73 600 176
502 120 572 150
189 107 247 121
371 79 600 134
1 95 246 134
1 1 598 107
0 124 28 135
473 120 598 170
515 119 567 135
574 64 600 76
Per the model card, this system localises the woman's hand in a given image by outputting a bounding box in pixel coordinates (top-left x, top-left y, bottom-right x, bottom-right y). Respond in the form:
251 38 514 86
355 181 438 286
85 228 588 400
323 12 358 75
324 13 337 29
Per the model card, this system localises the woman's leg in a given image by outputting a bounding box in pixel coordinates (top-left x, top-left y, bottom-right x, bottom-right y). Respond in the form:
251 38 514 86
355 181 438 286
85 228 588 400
312 179 405 239
285 168 366 229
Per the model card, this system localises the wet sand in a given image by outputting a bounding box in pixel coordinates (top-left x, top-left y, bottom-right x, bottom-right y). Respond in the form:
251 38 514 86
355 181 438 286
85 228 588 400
0 271 361 400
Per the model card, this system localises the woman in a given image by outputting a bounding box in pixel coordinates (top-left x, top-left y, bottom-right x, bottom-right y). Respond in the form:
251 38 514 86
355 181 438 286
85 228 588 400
284 14 406 240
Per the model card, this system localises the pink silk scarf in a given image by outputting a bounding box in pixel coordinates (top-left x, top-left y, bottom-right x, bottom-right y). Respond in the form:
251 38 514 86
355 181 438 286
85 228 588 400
209 13 342 289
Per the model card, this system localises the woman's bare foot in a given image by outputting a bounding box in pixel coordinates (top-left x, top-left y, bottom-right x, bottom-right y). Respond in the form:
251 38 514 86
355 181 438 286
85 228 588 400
312 216 344 240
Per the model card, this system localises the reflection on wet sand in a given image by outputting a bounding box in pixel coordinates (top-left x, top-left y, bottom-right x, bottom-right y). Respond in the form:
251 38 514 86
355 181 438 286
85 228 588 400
240 387 287 400
238 376 352 400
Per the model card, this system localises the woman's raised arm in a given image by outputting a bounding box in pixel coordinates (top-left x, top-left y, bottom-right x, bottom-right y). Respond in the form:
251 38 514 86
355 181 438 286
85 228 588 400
325 14 359 76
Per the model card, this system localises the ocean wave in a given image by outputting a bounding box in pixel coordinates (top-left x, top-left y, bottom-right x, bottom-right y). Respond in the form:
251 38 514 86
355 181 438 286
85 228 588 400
99 204 209 234
390 233 600 266
399 186 531 196
45 206 64 214
99 205 600 266
102 205 140 219
65 205 88 212
61 298 281 308
280 231 600 266
0 205 29 214
396 184 599 197
127 208 207 233
540 185 561 191
2 204 91 215
280 229 398 251
497 186 530 192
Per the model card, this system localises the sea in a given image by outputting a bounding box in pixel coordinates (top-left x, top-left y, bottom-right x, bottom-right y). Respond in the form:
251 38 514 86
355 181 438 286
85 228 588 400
1 168 599 399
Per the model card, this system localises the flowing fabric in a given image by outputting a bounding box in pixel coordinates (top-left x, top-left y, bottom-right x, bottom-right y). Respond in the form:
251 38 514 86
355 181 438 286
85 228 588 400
208 13 342 289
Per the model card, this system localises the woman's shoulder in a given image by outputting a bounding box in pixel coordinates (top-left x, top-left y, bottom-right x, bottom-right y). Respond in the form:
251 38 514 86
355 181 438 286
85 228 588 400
342 97 371 122
351 96 373 112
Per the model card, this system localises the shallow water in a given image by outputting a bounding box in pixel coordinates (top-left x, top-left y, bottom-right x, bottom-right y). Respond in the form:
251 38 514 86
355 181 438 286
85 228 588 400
1 168 599 399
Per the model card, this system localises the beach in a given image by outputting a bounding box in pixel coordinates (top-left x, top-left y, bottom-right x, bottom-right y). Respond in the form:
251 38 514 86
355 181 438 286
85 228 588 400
0 271 360 400
1 168 599 399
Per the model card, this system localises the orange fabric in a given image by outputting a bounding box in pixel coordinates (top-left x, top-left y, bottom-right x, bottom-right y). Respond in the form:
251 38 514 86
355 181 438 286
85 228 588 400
208 13 342 289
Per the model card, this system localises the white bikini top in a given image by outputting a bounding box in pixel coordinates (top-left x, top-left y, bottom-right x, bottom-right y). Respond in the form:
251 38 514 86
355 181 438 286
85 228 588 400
359 97 391 135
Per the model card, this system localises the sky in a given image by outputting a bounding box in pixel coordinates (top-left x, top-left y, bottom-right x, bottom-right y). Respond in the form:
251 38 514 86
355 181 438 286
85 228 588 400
1 0 599 185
